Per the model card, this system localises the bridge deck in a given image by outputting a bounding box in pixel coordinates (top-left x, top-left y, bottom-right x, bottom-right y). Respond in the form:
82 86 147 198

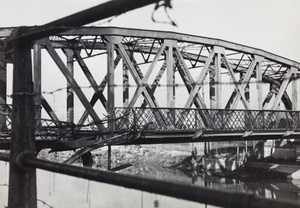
1 106 300 149
115 107 300 132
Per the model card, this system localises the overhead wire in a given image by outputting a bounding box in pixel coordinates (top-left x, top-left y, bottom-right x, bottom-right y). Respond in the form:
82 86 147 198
3 75 296 99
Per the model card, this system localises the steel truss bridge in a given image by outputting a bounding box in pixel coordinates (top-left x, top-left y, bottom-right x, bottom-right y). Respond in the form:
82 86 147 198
1 27 300 154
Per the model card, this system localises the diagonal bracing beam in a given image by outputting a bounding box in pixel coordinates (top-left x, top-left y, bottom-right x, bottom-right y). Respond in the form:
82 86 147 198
127 43 165 107
174 46 208 109
73 49 108 108
270 67 297 110
76 53 122 129
222 54 250 109
141 61 167 108
44 38 105 131
117 43 160 108
225 57 259 109
174 46 212 128
184 49 215 108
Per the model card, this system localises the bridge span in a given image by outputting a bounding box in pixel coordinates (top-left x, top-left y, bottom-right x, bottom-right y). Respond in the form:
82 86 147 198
1 26 300 152
2 2 300 208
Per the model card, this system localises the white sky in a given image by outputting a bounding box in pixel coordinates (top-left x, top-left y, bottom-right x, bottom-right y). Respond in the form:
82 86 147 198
0 0 300 61
1 0 300 116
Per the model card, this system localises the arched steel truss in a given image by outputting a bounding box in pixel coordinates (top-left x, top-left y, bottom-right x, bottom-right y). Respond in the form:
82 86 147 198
0 27 300 145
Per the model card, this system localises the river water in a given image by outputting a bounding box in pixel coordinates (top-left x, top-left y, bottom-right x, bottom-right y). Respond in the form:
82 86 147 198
0 159 300 208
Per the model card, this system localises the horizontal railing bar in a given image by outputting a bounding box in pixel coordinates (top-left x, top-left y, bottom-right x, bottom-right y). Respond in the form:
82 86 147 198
1 152 300 208
0 152 9 162
3 103 299 114
0 154 291 208
115 106 300 113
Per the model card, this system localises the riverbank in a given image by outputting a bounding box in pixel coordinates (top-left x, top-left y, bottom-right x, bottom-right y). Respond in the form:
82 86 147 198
33 143 300 205
38 141 300 181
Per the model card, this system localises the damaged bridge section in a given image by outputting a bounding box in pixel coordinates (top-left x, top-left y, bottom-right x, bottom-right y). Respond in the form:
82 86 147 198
0 26 300 159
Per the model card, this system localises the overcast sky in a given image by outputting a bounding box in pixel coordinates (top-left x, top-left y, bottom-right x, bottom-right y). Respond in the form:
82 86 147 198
0 0 299 114
0 0 300 62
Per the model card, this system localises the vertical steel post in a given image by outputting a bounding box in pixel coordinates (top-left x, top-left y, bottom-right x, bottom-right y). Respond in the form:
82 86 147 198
123 59 129 107
210 47 222 109
291 67 298 110
33 42 42 129
0 40 7 131
209 66 215 109
241 71 249 150
165 40 175 128
236 147 240 168
9 34 37 208
66 49 74 123
165 41 175 108
107 42 115 131
255 56 263 110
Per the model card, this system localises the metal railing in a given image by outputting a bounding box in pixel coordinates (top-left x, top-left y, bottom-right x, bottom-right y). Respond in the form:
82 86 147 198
0 104 76 140
2 105 300 139
114 107 300 132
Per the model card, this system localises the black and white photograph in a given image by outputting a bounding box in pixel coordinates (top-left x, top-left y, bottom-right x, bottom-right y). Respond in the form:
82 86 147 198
0 0 300 207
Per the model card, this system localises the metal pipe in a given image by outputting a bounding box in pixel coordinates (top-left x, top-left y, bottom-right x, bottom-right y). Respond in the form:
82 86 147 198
8 40 37 208
9 154 297 208
0 152 9 162
8 0 161 42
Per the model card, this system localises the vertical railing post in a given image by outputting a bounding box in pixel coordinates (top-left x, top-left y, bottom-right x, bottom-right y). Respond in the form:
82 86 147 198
219 109 223 130
9 31 37 208
286 111 289 131
108 145 112 170
262 110 265 130
194 109 197 130
133 108 137 131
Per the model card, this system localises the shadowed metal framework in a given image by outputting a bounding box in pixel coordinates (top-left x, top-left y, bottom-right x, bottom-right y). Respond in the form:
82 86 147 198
0 27 300 150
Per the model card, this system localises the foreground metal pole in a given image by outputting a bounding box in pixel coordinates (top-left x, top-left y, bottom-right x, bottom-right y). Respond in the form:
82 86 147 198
0 152 9 161
13 155 299 208
8 0 161 43
9 34 37 208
